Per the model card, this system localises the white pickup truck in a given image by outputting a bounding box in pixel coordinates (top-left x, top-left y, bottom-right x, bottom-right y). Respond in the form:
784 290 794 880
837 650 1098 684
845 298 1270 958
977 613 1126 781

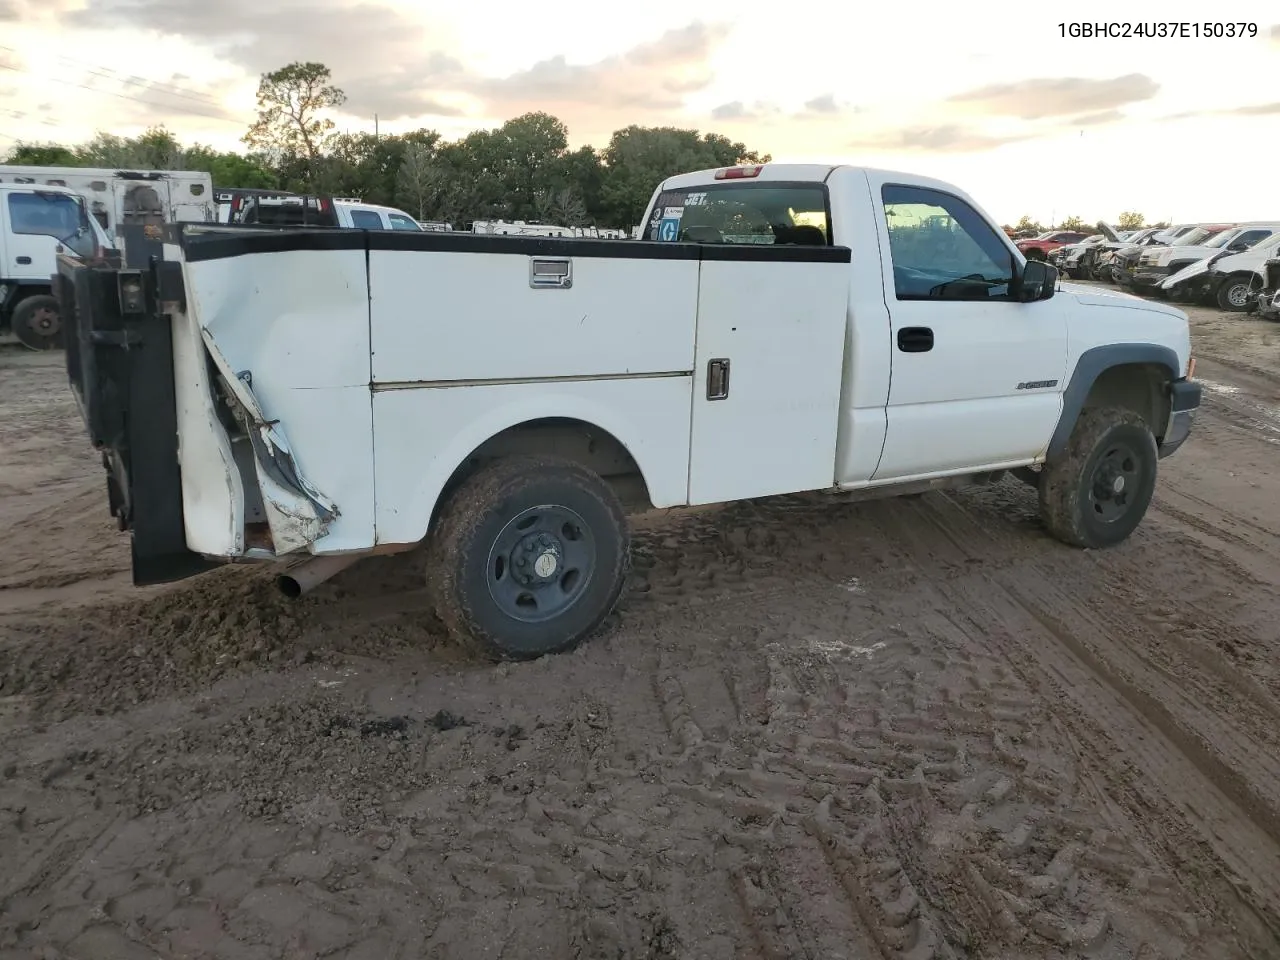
55 162 1201 660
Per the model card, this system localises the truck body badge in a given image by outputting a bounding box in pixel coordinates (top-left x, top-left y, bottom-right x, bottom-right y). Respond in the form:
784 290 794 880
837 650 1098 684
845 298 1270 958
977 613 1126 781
1016 379 1059 390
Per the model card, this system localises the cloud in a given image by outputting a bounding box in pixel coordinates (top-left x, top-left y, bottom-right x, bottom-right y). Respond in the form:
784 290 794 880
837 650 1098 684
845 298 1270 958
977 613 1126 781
849 124 1036 154
457 22 731 116
709 99 784 122
1158 100 1280 121
948 74 1159 120
804 94 841 115
67 0 469 119
65 3 731 129
1070 109 1124 126
1229 101 1280 115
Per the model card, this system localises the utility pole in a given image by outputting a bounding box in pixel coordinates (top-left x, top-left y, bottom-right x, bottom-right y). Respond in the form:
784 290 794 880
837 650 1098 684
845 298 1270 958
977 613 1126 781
374 114 379 139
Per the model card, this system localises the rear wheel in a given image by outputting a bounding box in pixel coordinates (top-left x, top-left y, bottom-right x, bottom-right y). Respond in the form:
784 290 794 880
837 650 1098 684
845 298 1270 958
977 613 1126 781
1038 407 1158 549
11 295 62 351
425 455 630 661
1216 273 1254 313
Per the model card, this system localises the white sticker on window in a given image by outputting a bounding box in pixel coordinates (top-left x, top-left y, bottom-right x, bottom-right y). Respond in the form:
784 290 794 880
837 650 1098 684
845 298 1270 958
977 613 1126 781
685 192 707 207
662 206 684 220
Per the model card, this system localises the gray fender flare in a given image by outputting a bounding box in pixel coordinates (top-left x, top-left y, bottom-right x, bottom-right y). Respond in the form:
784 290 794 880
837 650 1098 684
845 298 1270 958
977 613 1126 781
1047 343 1181 460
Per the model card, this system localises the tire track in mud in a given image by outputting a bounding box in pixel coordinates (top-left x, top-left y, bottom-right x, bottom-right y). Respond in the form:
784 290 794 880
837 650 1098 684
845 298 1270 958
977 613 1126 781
636 584 1231 959
934 573 1280 952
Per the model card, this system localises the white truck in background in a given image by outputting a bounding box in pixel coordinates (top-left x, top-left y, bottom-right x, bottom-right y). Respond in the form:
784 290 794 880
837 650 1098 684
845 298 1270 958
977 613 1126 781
55 162 1201 662
0 165 213 240
1160 232 1280 311
2 182 115 349
231 193 425 231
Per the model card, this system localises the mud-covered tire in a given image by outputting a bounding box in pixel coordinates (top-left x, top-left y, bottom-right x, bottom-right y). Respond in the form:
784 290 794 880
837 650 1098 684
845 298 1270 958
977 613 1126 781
425 455 630 661
1038 406 1158 549
1216 273 1254 313
11 294 62 351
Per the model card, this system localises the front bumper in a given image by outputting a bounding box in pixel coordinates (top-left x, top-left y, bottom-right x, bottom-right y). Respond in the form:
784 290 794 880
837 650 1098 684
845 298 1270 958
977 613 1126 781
1159 377 1202 459
1131 269 1172 289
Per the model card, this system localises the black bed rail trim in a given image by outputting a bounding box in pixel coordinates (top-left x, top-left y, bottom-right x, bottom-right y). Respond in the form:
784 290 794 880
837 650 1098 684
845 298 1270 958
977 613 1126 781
172 223 853 265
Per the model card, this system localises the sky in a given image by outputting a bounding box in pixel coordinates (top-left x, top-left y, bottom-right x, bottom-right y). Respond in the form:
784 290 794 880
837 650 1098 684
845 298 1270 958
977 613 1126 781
0 0 1277 226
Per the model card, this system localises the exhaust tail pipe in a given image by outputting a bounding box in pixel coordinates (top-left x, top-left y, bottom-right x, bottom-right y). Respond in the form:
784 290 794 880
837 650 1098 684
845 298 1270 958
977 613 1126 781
276 555 360 598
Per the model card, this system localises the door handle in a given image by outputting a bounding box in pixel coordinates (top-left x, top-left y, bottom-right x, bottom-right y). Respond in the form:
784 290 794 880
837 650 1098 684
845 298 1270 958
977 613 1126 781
897 327 933 352
707 358 730 400
16 256 31 265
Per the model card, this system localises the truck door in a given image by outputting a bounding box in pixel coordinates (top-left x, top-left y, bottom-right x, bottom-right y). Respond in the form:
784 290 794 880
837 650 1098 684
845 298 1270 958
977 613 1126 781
866 175 1068 480
1 189 75 282
114 179 170 229
655 180 851 505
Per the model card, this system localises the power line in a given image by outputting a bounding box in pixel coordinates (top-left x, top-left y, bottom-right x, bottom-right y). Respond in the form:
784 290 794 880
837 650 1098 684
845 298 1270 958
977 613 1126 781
0 55 245 126
0 43 235 111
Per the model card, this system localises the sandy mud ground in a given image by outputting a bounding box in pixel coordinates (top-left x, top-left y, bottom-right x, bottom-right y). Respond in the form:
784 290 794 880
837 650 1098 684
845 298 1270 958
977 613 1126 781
4 296 1280 958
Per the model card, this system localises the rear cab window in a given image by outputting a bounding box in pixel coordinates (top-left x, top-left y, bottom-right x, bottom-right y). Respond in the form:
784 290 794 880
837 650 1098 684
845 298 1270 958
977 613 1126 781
644 182 831 246
348 209 385 230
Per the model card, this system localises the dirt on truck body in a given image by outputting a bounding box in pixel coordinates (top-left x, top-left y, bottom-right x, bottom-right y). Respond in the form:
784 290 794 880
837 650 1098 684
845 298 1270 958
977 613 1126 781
4 295 1280 957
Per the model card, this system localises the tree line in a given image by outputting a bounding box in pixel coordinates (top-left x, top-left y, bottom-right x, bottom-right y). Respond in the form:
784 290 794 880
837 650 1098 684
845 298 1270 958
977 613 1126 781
2 61 767 230
1007 212 1167 235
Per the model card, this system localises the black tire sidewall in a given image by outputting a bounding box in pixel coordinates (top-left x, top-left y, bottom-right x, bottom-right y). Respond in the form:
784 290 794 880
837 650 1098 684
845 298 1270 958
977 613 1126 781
449 470 627 658
1071 421 1158 547
1217 276 1250 312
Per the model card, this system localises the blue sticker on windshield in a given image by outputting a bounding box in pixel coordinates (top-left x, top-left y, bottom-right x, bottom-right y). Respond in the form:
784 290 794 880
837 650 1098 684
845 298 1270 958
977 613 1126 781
657 217 681 242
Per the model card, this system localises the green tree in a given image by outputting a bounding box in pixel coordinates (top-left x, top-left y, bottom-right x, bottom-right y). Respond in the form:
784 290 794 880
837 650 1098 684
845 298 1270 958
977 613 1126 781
1014 215 1044 235
243 62 346 185
75 125 186 168
395 142 449 219
1117 210 1145 230
1059 215 1087 231
185 145 277 188
598 126 769 228
3 142 80 165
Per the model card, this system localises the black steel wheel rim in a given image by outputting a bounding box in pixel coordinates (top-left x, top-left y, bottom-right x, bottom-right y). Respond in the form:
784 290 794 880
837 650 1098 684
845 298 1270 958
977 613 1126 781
486 504 597 623
1088 442 1142 523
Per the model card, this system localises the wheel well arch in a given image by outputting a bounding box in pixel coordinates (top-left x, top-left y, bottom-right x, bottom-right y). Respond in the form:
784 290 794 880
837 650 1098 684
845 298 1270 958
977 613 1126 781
1047 345 1181 460
428 417 655 531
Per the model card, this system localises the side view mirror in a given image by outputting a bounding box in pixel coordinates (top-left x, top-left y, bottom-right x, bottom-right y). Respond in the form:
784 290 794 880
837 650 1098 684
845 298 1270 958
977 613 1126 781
1227 241 1249 253
1018 259 1058 302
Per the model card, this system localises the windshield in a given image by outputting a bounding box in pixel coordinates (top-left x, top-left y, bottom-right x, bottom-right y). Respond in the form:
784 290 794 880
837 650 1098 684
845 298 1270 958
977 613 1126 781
1173 227 1212 246
1202 228 1242 249
643 183 831 245
6 190 97 258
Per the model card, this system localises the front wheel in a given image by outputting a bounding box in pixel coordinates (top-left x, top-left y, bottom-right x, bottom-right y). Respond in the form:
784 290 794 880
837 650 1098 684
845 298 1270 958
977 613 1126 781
1216 273 1254 313
425 455 630 661
11 295 62 351
1038 407 1158 549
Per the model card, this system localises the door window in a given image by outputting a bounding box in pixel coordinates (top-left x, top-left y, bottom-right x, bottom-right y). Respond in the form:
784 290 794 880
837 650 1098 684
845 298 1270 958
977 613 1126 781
881 184 1016 301
348 209 384 229
1233 229 1272 248
387 213 421 231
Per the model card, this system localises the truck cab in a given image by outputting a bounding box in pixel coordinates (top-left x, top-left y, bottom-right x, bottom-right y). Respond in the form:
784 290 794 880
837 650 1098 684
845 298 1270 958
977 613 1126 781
56 161 1200 661
1 182 114 349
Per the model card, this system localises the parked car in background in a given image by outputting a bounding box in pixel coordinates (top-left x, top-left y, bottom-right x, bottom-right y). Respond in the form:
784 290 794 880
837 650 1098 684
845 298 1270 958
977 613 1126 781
1249 256 1280 319
1112 225 1231 286
1091 227 1163 281
1015 229 1091 261
1161 232 1280 310
1130 224 1279 294
231 194 425 231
